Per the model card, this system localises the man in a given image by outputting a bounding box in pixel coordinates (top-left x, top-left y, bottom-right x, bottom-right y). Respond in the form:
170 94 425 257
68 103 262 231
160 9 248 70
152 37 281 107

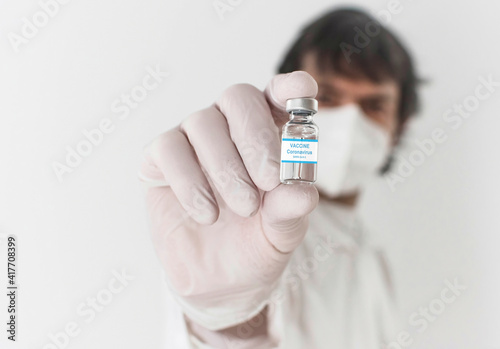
139 7 419 349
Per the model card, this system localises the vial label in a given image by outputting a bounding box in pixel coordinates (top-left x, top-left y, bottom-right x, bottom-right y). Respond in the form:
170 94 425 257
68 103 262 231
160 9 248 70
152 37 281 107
281 138 318 164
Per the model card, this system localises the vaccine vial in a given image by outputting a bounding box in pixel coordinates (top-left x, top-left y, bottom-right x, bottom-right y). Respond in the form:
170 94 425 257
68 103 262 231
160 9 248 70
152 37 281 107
280 97 319 184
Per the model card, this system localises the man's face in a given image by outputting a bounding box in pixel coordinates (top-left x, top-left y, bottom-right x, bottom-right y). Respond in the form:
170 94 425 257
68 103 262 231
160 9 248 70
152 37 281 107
302 53 400 141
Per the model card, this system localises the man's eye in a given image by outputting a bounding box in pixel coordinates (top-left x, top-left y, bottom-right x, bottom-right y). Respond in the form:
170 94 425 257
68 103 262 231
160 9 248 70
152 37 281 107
363 102 384 113
317 95 332 103
317 95 342 107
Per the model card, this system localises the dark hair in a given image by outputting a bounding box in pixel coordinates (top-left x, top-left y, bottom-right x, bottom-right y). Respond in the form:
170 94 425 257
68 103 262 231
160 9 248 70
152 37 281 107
278 7 420 139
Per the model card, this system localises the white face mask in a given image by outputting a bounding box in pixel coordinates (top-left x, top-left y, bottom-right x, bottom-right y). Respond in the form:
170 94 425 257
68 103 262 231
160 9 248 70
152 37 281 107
314 104 392 198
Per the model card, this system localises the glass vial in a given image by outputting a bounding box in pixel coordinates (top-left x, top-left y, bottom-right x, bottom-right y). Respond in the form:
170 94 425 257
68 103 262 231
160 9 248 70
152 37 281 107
280 97 319 184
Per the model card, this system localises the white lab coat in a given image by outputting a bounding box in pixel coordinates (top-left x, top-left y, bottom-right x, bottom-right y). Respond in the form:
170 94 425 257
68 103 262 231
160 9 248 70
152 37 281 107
162 198 398 348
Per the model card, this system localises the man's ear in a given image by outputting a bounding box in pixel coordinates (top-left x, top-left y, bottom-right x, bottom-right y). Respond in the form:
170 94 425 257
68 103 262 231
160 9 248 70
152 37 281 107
392 117 410 147
380 117 410 174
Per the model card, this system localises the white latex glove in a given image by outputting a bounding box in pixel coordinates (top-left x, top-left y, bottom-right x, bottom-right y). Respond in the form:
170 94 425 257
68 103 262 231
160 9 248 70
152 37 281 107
140 71 319 332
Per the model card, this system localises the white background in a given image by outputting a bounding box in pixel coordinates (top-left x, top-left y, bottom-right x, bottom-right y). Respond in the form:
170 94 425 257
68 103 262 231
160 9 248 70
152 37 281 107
1 0 499 348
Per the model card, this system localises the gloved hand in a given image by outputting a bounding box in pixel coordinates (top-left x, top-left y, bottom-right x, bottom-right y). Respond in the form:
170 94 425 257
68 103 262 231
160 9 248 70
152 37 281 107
140 71 319 332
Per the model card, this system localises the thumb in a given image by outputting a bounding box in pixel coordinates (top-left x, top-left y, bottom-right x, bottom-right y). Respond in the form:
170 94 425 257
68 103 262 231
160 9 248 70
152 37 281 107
260 183 319 253
264 71 318 128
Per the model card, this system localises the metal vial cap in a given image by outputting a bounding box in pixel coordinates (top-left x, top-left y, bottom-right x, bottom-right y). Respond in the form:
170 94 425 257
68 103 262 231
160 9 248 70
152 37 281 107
285 97 318 114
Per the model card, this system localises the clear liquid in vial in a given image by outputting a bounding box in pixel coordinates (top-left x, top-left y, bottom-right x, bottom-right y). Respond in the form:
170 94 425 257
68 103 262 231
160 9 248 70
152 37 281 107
280 116 319 184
